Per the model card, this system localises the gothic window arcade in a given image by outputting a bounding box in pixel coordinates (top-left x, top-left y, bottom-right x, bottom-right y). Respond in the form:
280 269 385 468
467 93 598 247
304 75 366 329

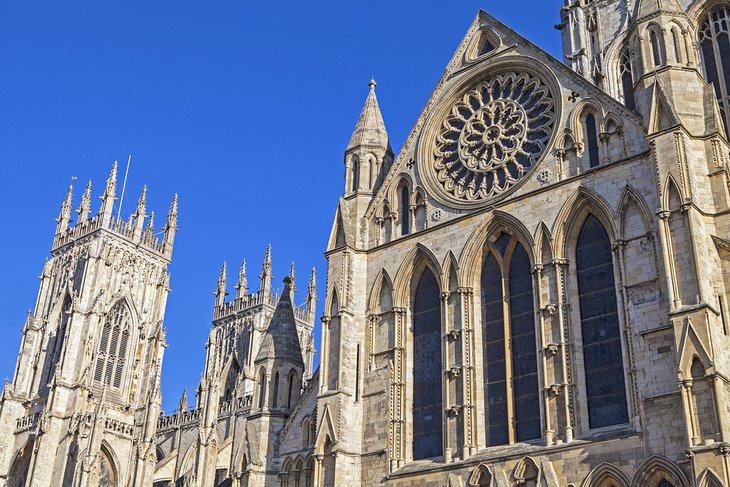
422 71 557 207
575 215 629 429
93 301 132 389
699 5 730 135
619 47 635 111
412 268 444 460
481 233 540 446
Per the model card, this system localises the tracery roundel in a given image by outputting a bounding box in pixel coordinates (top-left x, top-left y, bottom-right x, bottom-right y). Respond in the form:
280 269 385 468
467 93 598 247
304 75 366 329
432 72 555 202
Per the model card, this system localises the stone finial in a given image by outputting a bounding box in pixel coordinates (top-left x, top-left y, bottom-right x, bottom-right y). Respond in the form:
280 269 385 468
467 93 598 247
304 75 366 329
235 259 248 299
77 181 92 221
133 185 148 239
215 261 227 307
259 244 273 292
306 267 317 316
178 388 188 414
55 185 73 234
99 161 118 217
162 194 178 255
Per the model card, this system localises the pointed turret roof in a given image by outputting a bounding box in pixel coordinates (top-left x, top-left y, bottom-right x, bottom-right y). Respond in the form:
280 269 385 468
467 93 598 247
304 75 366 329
255 277 304 366
633 0 683 21
347 79 391 153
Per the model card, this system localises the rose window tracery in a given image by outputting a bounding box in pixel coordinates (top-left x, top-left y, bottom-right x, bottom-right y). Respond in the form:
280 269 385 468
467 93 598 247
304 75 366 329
429 71 556 204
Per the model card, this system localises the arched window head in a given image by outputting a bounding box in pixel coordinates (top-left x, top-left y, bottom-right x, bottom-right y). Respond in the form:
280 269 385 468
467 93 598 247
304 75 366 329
400 186 410 236
691 358 706 380
478 34 496 56
98 446 117 487
576 215 629 428
671 27 682 64
271 372 280 407
258 369 266 408
585 113 600 168
649 29 663 67
619 48 636 111
351 157 360 193
700 5 730 136
412 268 443 460
287 369 297 408
93 301 131 389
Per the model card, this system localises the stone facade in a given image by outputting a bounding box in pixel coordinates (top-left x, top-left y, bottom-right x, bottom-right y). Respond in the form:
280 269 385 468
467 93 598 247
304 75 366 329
4 0 730 486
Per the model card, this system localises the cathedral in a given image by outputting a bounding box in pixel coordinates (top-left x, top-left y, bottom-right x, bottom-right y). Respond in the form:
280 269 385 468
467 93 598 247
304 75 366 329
2 0 730 485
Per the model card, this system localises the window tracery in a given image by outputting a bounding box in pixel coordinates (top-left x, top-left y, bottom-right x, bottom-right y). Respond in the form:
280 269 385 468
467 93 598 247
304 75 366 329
619 48 635 111
425 71 556 206
481 234 540 446
699 5 730 136
576 215 628 429
93 301 131 389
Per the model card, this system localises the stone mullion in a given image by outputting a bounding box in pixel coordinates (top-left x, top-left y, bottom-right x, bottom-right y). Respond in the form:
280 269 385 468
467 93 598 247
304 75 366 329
502 269 516 445
389 307 407 471
553 258 574 442
458 287 476 457
613 239 640 422
441 291 453 463
657 211 680 308
534 264 554 446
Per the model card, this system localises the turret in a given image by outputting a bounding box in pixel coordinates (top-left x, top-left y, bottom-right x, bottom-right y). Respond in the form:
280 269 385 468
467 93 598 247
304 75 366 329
259 244 272 293
288 262 296 301
235 259 248 299
344 79 393 197
215 261 227 308
162 193 178 256
55 185 73 235
132 185 147 240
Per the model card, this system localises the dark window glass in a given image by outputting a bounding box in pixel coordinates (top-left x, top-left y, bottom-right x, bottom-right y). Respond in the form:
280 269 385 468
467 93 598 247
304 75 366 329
401 187 410 236
482 253 508 446
272 372 279 407
586 114 600 168
619 49 635 111
700 7 730 137
650 30 662 66
412 268 443 459
479 37 495 56
258 371 266 408
576 215 629 428
351 159 359 193
509 244 540 441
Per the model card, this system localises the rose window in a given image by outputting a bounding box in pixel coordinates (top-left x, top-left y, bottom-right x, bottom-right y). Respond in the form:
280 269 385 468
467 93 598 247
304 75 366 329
430 72 556 203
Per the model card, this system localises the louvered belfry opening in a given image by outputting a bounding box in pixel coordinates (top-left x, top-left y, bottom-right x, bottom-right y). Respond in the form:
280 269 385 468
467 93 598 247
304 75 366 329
94 301 131 389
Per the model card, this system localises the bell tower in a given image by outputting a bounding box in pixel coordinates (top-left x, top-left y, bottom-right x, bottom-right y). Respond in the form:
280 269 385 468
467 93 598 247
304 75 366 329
0 163 177 487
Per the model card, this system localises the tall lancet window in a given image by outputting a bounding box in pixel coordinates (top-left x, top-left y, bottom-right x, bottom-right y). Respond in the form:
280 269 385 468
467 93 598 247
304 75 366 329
619 47 636 111
93 301 131 389
700 5 730 136
400 186 410 236
576 215 628 428
481 233 540 446
351 157 360 193
585 114 600 168
412 268 443 460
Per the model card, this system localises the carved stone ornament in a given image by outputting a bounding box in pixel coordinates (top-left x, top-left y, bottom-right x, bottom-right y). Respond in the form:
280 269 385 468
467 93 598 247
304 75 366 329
423 71 556 207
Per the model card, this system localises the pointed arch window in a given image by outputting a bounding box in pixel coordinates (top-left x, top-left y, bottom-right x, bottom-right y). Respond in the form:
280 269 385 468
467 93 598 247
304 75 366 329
700 5 730 136
481 234 540 446
351 157 360 193
585 114 600 168
400 186 411 236
619 48 636 111
93 301 131 389
412 268 443 460
258 369 267 409
287 369 297 409
98 446 117 487
271 372 280 407
649 29 663 67
576 215 628 428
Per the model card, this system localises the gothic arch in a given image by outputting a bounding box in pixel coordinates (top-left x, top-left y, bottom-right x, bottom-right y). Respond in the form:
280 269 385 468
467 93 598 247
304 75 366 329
513 457 546 487
325 288 340 317
601 112 623 135
314 404 338 452
698 468 726 487
662 175 685 211
368 269 394 314
98 441 120 487
617 185 653 240
553 186 617 259
581 463 631 487
534 222 554 266
677 317 714 378
459 210 534 289
568 99 605 137
104 293 140 328
603 31 632 99
7 437 33 487
392 243 442 307
469 463 493 487
465 27 503 61
442 251 460 290
631 456 688 487
389 173 414 206
689 0 728 24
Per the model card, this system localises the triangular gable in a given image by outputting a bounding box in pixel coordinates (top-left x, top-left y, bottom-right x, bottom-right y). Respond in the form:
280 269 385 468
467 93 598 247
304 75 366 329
703 84 727 138
314 402 338 450
648 79 680 133
326 199 353 251
676 316 714 378
365 9 644 221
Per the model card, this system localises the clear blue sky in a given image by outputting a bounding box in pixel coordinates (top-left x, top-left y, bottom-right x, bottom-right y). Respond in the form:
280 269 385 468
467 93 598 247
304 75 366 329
0 1 562 412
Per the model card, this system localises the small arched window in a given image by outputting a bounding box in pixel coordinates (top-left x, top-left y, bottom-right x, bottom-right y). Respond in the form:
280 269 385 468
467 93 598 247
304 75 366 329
93 301 131 389
619 48 636 111
700 6 730 136
400 186 410 236
271 372 280 407
576 215 628 428
412 268 443 460
671 27 682 64
258 369 266 408
585 114 600 168
650 29 663 67
287 369 297 408
351 157 360 193
98 446 117 487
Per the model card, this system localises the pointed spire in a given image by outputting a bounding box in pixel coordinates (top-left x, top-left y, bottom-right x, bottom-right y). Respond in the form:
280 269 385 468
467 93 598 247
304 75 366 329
306 267 317 318
162 193 178 256
255 276 304 367
132 185 147 239
178 388 188 414
56 185 73 234
288 262 296 300
235 259 248 299
215 261 227 307
633 0 683 21
259 244 272 293
99 161 118 219
347 78 390 153
77 181 92 222
143 211 156 242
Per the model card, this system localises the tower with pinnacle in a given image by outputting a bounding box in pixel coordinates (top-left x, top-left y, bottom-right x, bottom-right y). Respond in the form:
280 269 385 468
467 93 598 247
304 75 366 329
0 162 177 487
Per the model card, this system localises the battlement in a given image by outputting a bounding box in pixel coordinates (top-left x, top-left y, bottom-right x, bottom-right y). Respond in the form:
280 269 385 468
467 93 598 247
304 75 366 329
213 288 313 324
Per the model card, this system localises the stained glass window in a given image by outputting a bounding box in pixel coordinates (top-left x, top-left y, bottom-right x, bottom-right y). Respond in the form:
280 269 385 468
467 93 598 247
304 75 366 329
619 48 635 111
412 268 443 459
576 215 628 428
700 6 730 137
